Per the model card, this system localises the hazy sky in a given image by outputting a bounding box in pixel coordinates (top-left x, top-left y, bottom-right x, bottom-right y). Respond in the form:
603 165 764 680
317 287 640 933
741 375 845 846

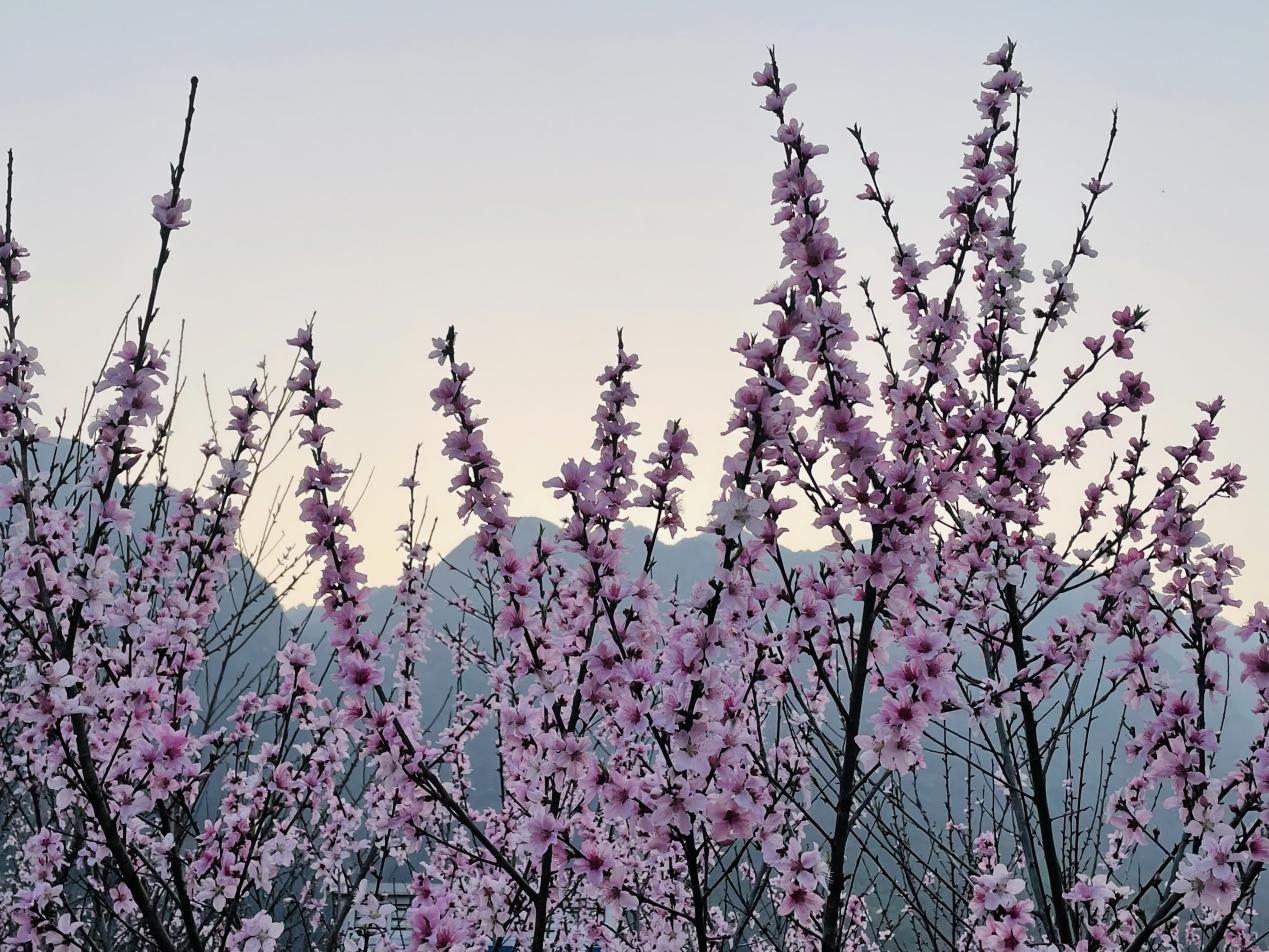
6 1 1268 605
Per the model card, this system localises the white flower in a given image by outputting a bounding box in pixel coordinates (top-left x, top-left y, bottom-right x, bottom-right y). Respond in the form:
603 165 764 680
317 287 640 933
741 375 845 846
978 864 1025 911
711 491 768 537
229 912 283 952
1042 260 1069 284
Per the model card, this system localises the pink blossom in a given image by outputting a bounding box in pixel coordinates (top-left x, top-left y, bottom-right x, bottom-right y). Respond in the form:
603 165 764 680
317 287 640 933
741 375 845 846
151 189 192 229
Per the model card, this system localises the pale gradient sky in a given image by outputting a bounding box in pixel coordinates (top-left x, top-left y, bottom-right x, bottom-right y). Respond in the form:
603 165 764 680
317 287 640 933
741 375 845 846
6 1 1268 605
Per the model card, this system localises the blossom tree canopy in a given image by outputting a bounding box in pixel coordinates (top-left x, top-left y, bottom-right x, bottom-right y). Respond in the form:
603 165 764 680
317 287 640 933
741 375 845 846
0 39 1266 952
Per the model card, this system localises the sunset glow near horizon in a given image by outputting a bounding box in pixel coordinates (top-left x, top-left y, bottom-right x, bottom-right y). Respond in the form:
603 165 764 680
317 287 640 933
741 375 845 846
6 1 1268 606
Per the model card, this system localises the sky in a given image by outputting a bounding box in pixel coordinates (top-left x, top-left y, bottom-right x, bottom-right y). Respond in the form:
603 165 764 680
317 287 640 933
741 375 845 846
5 1 1268 606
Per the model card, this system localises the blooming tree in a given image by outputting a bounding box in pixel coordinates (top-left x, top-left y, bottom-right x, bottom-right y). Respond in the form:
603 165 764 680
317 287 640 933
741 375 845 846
0 40 1265 952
